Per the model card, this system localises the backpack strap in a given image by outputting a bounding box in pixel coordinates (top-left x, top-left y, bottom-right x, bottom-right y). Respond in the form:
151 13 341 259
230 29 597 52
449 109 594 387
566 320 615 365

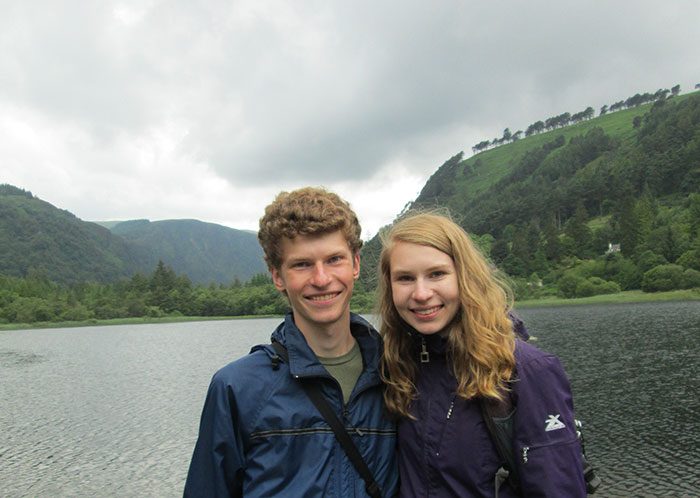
270 341 383 498
481 389 602 496
479 394 520 496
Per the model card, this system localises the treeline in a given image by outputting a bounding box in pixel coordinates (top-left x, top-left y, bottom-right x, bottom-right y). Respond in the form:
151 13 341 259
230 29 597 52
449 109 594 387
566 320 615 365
0 262 283 324
493 191 700 300
0 261 378 325
472 84 682 153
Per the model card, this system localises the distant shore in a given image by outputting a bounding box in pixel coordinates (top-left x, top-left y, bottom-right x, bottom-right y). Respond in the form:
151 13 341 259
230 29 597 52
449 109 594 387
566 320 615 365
1 289 697 331
514 289 699 308
0 314 279 332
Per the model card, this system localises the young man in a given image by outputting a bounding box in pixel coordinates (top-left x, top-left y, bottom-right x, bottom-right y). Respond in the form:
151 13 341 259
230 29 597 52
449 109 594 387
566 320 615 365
184 187 398 497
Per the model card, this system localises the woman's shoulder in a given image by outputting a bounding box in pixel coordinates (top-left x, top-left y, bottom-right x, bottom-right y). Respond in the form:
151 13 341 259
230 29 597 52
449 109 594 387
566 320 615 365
514 339 566 377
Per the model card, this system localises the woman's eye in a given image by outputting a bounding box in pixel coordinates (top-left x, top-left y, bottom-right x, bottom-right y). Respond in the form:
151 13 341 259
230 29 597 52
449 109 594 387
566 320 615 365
430 271 446 278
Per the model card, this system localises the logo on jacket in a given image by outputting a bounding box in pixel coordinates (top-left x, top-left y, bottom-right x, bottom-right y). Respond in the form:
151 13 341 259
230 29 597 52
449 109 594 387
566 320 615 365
545 414 566 432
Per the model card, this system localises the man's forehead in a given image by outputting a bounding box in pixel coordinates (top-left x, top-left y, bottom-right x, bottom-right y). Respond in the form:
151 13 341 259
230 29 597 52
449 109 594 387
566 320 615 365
279 230 354 259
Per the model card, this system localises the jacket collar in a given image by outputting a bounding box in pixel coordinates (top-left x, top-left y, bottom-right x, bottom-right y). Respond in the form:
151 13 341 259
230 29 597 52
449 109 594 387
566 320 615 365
268 312 383 385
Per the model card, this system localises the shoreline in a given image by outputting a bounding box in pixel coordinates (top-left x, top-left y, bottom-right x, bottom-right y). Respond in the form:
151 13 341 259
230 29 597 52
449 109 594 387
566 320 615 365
514 289 700 308
0 314 281 332
1 289 697 331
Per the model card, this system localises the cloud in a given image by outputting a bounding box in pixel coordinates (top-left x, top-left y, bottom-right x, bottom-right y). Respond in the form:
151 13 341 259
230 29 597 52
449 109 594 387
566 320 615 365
2 0 699 236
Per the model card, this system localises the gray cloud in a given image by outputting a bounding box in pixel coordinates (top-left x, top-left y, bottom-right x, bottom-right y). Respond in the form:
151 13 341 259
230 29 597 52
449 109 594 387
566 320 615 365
2 0 699 233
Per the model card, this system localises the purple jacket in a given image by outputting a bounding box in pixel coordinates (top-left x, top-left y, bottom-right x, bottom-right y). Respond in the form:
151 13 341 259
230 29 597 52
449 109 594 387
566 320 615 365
397 334 586 497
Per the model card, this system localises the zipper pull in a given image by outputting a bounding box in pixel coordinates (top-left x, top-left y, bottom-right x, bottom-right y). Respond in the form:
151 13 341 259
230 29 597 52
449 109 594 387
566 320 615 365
522 446 529 463
420 337 430 363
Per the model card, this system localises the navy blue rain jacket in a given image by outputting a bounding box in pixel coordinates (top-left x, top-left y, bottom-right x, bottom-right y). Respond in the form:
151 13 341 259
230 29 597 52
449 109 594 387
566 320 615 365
184 313 398 497
397 334 586 497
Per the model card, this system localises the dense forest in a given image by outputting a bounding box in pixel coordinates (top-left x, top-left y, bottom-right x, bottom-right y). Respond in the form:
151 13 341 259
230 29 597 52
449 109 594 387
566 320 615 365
108 218 266 283
2 89 699 325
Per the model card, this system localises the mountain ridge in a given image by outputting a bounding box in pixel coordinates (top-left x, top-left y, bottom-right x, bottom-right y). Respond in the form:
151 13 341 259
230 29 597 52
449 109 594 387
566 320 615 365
0 185 266 284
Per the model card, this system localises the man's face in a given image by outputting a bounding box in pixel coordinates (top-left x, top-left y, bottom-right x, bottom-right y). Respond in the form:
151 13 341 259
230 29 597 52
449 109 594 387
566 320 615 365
271 230 360 336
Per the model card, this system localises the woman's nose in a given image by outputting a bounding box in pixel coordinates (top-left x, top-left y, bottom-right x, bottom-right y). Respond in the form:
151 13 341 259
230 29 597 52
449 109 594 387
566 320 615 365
412 280 433 301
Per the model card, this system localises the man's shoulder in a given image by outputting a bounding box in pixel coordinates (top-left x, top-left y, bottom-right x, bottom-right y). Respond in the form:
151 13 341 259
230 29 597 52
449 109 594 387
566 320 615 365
210 346 277 388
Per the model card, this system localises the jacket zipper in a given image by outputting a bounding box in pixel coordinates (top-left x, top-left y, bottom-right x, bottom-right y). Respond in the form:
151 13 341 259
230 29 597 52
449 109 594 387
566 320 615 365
435 395 456 456
520 436 580 464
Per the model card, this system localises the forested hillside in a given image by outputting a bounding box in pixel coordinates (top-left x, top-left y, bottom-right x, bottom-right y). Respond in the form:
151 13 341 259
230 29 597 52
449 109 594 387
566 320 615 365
109 219 266 283
0 185 149 283
0 185 266 285
362 91 700 299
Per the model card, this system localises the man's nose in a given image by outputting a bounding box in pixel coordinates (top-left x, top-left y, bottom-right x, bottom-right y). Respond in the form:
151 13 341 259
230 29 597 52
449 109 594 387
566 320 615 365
310 263 331 287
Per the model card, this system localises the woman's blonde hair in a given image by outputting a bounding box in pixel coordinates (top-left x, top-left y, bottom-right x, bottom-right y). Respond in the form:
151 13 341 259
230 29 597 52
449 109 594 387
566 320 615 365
378 212 516 417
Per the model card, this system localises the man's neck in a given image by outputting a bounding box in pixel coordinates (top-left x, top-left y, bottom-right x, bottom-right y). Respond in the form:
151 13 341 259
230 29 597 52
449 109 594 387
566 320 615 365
295 316 356 358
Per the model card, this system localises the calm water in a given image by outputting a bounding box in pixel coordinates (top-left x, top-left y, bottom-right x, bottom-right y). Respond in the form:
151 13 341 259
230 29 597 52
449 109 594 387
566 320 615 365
1 302 699 497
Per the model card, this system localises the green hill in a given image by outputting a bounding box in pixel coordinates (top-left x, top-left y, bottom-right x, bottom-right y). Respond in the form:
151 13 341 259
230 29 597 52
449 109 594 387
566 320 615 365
0 185 149 284
0 185 267 285
109 219 266 284
360 91 700 298
415 92 698 223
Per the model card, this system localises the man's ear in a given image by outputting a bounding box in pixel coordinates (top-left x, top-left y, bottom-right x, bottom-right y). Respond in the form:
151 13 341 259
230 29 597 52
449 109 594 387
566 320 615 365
271 267 286 292
352 252 360 280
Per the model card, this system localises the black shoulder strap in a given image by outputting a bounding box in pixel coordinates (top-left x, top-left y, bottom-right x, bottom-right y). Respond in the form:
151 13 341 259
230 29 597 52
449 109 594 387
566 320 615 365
270 341 383 498
480 394 520 495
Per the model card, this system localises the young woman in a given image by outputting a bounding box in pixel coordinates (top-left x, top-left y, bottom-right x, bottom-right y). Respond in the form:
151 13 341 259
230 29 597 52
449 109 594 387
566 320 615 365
378 213 586 497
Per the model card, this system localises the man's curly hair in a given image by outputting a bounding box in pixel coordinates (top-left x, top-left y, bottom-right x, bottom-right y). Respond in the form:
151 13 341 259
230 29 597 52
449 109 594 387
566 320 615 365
258 187 363 270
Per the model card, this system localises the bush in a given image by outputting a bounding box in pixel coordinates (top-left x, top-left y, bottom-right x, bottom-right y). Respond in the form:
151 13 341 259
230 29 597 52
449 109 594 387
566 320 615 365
558 273 585 298
146 306 165 318
59 303 93 321
600 253 642 290
636 250 668 273
641 264 685 292
676 249 700 271
682 268 700 289
2 296 56 323
575 277 621 298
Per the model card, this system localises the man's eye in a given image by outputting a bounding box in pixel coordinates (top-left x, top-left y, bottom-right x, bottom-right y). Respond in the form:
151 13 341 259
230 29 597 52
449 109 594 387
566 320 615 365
328 256 343 264
293 262 311 269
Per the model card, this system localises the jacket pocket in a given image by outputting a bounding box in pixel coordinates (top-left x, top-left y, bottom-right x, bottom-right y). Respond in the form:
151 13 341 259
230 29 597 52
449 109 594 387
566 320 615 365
517 437 587 497
519 435 579 464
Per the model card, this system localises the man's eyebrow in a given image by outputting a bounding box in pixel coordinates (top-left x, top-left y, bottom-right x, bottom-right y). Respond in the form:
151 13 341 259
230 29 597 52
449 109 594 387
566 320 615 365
285 256 309 265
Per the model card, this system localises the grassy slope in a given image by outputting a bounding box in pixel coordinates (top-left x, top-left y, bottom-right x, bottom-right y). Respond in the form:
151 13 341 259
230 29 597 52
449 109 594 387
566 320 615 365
458 92 698 199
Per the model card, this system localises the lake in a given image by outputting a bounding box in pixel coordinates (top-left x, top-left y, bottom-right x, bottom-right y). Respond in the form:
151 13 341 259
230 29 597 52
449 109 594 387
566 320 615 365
1 301 698 497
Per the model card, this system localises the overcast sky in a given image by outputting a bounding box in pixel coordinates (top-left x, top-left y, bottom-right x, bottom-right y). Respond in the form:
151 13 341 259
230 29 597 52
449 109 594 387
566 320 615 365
2 1 699 239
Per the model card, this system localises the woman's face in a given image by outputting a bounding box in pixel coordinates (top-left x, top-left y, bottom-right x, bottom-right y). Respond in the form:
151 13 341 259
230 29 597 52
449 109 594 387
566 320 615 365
389 241 460 335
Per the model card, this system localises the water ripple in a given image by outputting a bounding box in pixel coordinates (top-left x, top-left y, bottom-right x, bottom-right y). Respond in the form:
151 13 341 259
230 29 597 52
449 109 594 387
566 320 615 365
1 307 699 496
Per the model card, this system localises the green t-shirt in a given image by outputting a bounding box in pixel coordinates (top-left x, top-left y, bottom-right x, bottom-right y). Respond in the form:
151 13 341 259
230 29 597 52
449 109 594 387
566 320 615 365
318 341 363 404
